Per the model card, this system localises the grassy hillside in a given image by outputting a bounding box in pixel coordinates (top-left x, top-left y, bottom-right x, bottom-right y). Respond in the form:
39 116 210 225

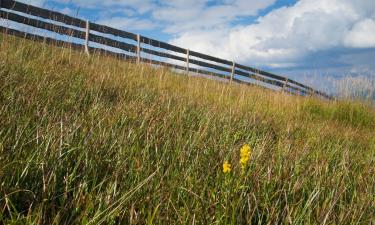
0 35 374 224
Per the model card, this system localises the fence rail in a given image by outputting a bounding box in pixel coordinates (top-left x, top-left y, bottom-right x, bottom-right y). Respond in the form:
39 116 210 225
0 0 331 99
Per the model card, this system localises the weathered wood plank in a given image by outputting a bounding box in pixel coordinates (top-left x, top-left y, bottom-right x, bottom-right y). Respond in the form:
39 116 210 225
88 33 137 53
141 47 186 62
141 58 232 81
0 25 137 60
140 36 187 54
0 10 86 39
0 10 137 53
189 50 233 66
235 64 320 94
232 68 307 94
0 25 85 49
189 58 232 73
89 23 137 41
2 0 86 27
236 63 286 81
241 72 286 89
1 0 138 41
235 63 327 96
139 47 234 73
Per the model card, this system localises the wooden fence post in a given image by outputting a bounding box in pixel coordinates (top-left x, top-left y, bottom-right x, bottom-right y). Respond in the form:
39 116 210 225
230 61 236 83
186 49 190 74
282 78 288 92
84 20 90 55
136 34 141 64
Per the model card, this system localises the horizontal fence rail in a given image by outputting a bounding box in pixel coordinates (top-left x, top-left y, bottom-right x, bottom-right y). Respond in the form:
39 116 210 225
0 0 331 99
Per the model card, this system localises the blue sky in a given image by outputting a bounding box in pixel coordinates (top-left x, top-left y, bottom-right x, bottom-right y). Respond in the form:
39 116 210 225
6 0 375 88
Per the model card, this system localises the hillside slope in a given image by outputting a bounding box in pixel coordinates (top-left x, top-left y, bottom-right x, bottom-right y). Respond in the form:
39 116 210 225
0 35 374 224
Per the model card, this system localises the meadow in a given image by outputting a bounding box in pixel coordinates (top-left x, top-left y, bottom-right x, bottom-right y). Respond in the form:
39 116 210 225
0 34 374 224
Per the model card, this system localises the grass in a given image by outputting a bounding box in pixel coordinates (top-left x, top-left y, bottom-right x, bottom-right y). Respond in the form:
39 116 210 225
0 34 374 224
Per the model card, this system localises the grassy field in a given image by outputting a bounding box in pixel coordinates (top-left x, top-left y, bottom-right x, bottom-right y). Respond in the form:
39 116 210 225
0 34 374 224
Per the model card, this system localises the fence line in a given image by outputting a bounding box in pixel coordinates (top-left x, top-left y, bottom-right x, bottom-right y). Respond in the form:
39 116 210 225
0 0 331 99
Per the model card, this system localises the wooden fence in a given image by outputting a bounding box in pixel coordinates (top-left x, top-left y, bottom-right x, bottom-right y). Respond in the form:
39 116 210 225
0 0 331 99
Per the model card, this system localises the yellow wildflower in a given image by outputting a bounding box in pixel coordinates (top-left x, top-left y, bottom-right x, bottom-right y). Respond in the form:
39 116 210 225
240 144 251 169
223 161 231 173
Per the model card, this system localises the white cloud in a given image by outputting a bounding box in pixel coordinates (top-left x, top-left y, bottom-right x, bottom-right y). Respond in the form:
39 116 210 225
344 19 375 48
170 0 375 68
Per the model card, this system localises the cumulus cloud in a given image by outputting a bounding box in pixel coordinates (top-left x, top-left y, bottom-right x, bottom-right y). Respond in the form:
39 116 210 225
344 19 375 48
170 0 375 68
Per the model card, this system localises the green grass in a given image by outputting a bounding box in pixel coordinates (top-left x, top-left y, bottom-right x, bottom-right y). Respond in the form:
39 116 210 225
0 35 374 224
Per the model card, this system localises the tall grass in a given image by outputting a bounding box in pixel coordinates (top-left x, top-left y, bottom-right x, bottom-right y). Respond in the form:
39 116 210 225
0 34 374 224
296 73 375 102
334 75 375 101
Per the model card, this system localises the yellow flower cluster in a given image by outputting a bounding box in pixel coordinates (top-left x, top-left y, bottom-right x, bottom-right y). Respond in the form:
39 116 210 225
222 144 252 174
240 144 251 170
222 161 231 173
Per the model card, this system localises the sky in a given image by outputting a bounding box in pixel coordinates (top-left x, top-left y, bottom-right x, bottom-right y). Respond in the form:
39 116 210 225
4 0 375 91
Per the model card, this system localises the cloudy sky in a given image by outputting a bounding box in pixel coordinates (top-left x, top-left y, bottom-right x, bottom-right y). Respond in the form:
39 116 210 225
7 0 375 85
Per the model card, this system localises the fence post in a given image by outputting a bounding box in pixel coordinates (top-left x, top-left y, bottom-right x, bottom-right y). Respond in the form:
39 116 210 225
230 61 236 83
186 49 190 74
84 20 90 55
282 78 288 92
136 34 141 64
